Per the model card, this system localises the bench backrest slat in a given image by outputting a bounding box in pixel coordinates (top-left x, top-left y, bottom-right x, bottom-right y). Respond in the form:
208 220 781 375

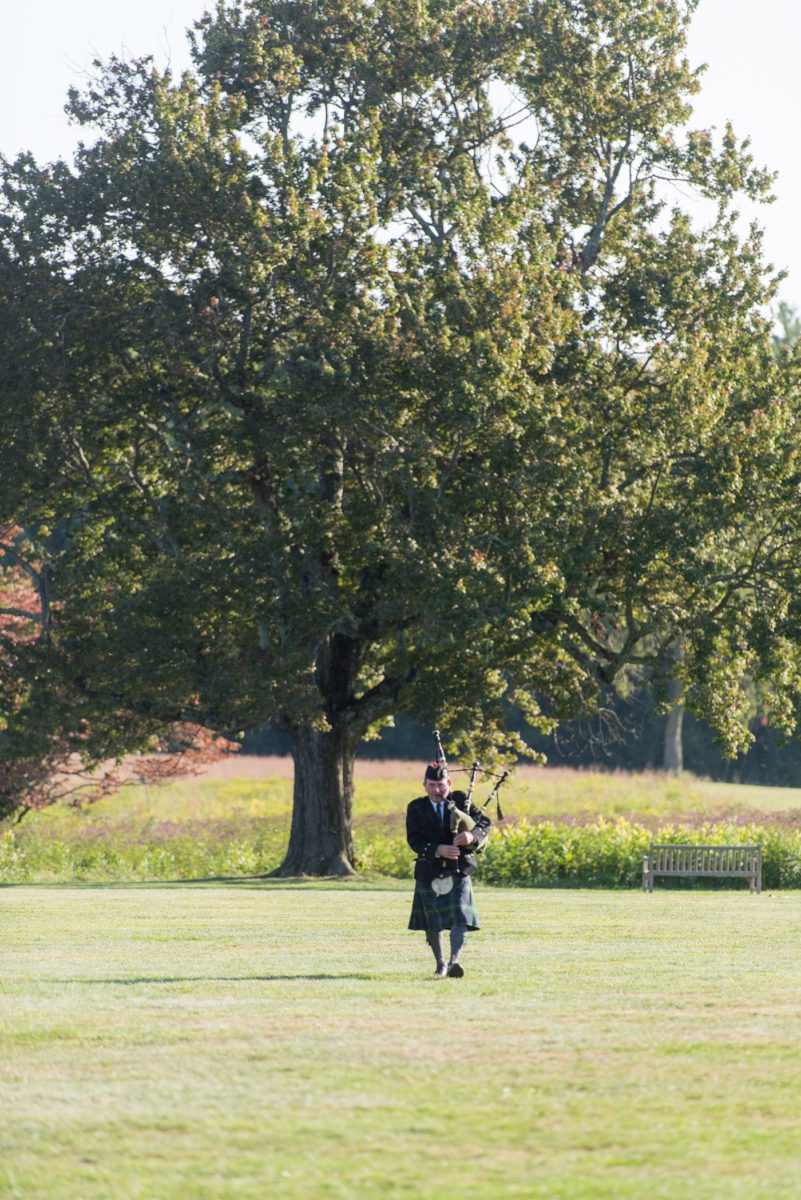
645 844 762 893
649 845 760 874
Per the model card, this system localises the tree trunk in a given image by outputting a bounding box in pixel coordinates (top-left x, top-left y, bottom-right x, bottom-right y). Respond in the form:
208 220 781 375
663 696 684 774
273 723 357 876
662 641 685 774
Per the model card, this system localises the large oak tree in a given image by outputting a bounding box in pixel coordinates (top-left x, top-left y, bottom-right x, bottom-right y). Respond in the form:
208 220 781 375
3 0 801 872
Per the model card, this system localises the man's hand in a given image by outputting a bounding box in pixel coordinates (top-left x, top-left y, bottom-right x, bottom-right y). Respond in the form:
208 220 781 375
453 830 475 847
437 844 460 859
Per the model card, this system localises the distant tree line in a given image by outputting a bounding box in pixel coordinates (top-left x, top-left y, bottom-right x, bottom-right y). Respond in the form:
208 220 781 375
244 699 801 787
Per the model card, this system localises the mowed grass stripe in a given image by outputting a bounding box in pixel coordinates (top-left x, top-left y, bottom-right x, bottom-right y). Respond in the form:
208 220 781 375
3 884 801 1198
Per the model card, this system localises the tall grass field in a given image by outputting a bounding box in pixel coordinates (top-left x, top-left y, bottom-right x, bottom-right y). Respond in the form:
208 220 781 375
5 760 801 886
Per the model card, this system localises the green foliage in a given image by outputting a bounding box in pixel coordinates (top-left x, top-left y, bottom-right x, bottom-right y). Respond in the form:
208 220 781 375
479 818 796 888
773 301 801 363
0 818 289 882
7 796 801 889
2 1 801 864
355 819 801 890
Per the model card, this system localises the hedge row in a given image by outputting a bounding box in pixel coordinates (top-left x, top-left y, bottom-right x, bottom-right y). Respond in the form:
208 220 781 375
0 823 288 883
359 818 801 888
4 817 801 886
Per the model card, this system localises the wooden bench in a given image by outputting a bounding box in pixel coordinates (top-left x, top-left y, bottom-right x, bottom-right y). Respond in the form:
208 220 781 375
642 844 762 893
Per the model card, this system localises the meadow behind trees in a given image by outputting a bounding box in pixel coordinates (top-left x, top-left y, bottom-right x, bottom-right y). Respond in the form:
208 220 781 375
8 758 801 887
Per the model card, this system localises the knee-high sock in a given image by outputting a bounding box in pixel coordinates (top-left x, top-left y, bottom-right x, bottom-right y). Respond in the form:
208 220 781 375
449 926 466 962
426 930 444 966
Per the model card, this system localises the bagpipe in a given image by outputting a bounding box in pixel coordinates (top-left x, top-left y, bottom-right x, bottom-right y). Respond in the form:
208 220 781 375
432 728 509 836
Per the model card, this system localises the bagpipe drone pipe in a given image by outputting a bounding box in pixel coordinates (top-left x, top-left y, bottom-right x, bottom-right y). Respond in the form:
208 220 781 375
432 729 509 833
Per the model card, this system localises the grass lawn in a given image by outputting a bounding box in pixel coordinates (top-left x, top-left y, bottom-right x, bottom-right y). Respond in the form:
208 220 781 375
4 881 801 1198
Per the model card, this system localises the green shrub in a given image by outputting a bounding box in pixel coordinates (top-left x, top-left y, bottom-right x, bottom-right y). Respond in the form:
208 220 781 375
355 835 413 878
4 814 801 887
479 818 801 888
0 821 289 883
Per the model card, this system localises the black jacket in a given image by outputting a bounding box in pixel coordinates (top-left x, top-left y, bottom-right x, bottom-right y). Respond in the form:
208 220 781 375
406 790 491 883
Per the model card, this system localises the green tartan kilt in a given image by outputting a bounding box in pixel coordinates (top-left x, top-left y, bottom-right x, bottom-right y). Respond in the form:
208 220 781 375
408 874 480 933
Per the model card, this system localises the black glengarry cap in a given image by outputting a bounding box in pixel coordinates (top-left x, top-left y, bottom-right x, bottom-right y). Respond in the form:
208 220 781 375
424 763 448 782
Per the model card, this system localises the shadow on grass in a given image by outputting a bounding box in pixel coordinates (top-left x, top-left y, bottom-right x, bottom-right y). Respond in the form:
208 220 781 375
62 973 375 984
0 875 409 892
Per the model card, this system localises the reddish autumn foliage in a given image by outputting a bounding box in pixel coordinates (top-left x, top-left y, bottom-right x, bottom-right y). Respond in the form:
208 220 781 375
0 528 238 821
0 725 240 822
0 532 41 644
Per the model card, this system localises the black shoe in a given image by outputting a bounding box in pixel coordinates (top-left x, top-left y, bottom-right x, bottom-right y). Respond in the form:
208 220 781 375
434 963 447 978
447 961 464 978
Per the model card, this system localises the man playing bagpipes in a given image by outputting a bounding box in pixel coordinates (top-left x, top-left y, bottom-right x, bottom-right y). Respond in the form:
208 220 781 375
406 736 493 978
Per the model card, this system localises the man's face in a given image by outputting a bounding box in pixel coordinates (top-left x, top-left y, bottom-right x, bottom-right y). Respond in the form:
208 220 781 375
425 775 451 801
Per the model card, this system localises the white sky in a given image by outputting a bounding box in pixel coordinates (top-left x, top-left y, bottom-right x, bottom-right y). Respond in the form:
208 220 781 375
1 0 799 308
